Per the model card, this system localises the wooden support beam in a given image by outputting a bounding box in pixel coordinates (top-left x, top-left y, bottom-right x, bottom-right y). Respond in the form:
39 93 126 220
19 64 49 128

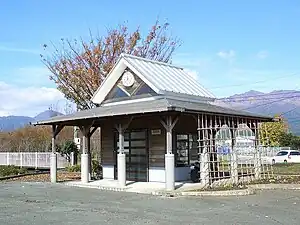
160 116 178 131
114 116 134 132
88 126 99 138
79 121 95 136
52 124 65 138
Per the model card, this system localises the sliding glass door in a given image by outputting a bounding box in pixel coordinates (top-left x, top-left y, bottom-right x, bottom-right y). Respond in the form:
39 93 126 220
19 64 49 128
115 130 148 181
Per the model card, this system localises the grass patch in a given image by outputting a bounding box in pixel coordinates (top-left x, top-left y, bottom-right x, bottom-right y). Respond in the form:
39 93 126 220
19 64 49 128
249 176 300 185
188 184 247 192
273 163 300 175
0 165 28 177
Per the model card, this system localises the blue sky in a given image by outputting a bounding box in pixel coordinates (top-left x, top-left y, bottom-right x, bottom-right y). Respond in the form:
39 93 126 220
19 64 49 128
1 0 300 116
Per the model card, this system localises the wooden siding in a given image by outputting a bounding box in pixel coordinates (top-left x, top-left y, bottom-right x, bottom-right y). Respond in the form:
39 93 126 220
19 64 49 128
147 119 166 167
101 121 115 166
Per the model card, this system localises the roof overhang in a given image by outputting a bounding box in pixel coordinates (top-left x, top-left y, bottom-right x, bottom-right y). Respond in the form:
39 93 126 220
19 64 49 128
34 98 273 126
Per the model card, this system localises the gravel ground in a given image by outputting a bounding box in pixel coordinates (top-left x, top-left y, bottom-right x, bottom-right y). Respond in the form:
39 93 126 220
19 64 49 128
1 172 81 182
0 182 299 225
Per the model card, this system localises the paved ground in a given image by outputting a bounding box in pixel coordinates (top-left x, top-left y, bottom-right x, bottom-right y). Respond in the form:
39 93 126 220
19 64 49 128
0 182 299 225
65 179 205 194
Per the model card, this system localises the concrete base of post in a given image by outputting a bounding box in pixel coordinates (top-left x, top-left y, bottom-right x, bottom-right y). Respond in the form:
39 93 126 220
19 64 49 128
254 152 262 179
50 153 57 183
81 153 89 183
230 152 239 184
117 153 126 187
200 153 210 186
165 153 175 191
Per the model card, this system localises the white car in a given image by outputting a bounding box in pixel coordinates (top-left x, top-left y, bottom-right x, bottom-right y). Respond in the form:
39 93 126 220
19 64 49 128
271 150 300 164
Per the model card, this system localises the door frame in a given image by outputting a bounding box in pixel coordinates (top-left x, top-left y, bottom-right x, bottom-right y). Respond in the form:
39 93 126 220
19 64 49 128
113 129 149 181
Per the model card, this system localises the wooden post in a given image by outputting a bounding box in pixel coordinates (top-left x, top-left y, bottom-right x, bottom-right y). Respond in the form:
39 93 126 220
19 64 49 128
230 117 238 184
79 122 96 183
160 115 178 191
117 124 126 187
51 124 64 183
115 117 133 187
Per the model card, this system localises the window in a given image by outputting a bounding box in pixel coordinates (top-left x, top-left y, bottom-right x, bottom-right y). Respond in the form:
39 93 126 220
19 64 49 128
104 69 157 102
106 86 129 100
276 151 288 156
290 151 300 156
175 134 198 167
135 83 156 96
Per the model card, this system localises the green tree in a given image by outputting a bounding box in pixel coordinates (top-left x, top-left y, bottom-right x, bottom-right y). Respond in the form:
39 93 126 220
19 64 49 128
259 116 288 146
278 132 300 149
41 19 181 110
59 140 79 163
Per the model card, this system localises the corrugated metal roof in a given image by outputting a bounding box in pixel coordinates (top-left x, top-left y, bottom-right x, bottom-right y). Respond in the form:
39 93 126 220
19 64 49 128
35 97 272 125
122 54 215 99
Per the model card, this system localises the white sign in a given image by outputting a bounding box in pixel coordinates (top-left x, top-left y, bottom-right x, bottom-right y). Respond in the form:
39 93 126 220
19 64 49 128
151 129 161 135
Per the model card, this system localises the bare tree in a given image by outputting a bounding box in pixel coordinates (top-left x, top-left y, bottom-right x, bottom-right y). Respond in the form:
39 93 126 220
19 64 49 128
41 19 181 110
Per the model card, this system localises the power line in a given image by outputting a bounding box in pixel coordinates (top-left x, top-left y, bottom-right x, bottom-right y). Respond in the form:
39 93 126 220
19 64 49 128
211 72 299 90
219 90 300 101
242 95 300 111
220 94 300 103
280 106 300 116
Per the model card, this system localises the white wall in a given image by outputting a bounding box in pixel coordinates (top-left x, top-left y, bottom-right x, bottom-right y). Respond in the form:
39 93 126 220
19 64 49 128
149 166 191 182
149 167 165 182
102 165 114 179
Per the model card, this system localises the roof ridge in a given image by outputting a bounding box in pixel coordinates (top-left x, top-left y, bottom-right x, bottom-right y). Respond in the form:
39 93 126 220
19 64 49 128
120 53 183 69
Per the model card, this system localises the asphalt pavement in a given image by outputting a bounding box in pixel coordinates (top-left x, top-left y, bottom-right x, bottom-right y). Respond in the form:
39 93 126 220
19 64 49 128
0 182 299 225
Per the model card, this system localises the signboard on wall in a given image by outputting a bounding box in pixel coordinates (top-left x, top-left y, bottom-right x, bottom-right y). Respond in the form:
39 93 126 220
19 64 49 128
151 129 161 135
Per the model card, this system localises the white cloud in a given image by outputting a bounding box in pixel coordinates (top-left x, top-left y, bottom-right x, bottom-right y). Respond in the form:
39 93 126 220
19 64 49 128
0 45 39 54
217 50 236 60
0 81 67 117
256 50 268 59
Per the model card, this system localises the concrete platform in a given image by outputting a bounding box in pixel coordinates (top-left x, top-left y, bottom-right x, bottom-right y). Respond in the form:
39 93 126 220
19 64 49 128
64 179 205 194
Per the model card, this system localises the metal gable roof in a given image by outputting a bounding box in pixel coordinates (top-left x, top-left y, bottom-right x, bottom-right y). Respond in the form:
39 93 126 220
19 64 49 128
34 97 272 125
91 53 216 105
122 54 216 99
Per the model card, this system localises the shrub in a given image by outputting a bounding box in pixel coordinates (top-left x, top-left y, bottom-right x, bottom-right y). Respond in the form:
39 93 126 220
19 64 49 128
0 165 28 177
66 164 81 172
92 160 102 179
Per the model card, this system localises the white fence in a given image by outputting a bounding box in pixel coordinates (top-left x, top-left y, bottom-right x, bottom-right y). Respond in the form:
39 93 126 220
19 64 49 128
0 152 69 169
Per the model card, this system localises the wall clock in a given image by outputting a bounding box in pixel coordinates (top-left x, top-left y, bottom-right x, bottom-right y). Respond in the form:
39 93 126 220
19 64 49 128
121 71 135 87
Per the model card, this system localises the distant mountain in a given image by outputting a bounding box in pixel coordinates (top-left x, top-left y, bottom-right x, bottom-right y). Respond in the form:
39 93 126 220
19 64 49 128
0 116 33 132
34 110 63 121
216 90 300 135
0 110 63 132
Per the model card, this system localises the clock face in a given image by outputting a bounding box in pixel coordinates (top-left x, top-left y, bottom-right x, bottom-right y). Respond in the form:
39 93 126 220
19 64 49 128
121 71 135 87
